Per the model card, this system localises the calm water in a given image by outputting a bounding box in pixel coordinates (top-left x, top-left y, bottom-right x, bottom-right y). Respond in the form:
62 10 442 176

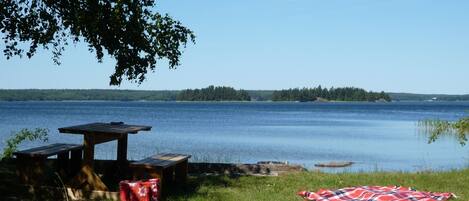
0 101 468 172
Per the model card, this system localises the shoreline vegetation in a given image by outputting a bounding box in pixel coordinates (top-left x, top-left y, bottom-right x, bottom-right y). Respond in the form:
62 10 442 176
0 86 468 102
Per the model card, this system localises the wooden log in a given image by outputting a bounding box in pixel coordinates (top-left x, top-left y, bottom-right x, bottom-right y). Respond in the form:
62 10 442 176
314 161 354 168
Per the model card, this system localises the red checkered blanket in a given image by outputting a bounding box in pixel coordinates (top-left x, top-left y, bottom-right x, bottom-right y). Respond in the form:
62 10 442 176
298 186 454 201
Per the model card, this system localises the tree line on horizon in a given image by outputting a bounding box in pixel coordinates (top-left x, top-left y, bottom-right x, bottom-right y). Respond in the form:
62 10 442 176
0 86 397 102
271 86 391 102
0 89 179 101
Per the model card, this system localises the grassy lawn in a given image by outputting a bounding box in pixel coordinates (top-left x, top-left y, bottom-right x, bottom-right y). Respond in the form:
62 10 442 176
1 159 468 200
167 169 469 201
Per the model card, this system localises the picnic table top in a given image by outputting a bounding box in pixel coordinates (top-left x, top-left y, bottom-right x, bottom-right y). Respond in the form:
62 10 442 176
58 122 152 135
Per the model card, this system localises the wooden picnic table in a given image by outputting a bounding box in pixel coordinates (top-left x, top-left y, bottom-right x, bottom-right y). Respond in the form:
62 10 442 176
58 122 151 190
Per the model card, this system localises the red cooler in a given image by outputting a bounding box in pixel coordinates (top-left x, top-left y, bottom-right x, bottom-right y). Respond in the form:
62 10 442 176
119 178 160 201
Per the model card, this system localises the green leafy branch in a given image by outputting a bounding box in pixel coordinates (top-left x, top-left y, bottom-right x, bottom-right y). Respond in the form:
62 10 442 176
1 128 49 160
419 117 469 146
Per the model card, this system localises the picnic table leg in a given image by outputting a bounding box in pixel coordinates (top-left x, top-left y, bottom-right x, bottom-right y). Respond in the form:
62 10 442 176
148 168 165 198
116 134 129 178
57 151 70 176
83 133 95 169
175 160 189 184
163 166 174 184
117 134 128 164
70 149 82 176
70 133 108 191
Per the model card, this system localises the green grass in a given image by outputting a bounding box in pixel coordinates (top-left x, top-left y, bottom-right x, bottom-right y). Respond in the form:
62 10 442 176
1 159 468 200
166 169 469 201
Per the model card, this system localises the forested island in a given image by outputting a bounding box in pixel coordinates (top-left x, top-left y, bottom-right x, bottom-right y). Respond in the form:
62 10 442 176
271 86 391 102
1 86 467 102
177 86 250 101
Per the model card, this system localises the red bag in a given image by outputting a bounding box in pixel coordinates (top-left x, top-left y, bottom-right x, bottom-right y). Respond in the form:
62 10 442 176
119 178 160 201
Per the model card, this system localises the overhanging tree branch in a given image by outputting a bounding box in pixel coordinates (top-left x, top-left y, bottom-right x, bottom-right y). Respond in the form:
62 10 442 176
0 0 195 85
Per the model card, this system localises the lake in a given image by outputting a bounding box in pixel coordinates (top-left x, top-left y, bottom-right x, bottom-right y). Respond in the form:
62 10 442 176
0 101 468 172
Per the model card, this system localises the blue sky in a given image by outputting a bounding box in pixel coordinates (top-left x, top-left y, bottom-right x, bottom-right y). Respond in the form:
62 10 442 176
1 0 468 94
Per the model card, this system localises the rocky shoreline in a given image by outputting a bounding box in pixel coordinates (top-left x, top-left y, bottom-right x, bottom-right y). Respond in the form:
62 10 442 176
189 162 306 176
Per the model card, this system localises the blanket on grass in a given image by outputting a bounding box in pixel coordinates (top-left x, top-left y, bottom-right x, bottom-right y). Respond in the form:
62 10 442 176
298 186 453 201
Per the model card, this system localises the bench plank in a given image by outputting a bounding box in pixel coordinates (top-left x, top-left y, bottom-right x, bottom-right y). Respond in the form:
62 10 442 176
131 153 191 169
13 143 83 157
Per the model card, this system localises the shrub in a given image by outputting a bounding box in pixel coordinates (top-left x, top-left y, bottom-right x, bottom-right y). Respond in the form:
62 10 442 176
1 128 49 160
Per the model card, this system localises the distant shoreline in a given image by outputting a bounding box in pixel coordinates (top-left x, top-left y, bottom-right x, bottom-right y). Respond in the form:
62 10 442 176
0 89 468 102
0 100 469 104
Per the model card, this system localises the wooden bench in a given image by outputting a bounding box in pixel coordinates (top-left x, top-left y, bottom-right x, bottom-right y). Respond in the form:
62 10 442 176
130 153 191 192
13 143 83 184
